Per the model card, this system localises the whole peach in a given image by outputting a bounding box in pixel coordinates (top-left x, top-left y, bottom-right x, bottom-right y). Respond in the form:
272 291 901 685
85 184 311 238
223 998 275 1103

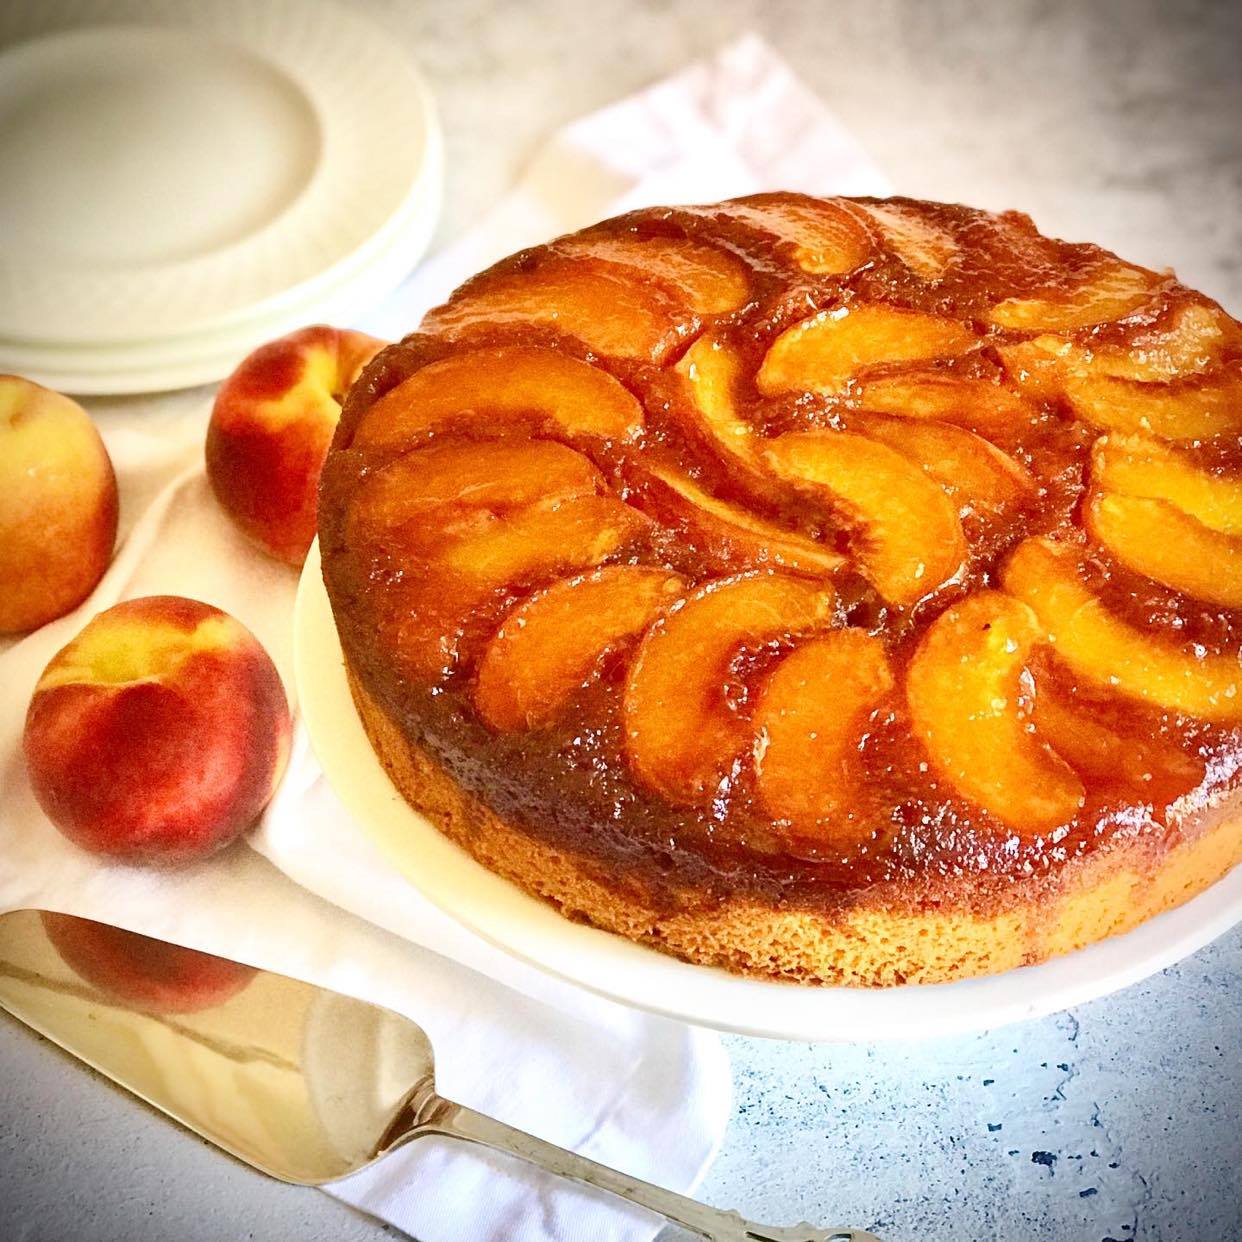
0 375 118 633
24 596 290 865
42 912 256 1014
206 325 386 565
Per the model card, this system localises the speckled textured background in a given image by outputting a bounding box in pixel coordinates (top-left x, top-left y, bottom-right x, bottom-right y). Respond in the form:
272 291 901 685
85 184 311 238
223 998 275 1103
1 1 1240 1239
703 942 1240 1239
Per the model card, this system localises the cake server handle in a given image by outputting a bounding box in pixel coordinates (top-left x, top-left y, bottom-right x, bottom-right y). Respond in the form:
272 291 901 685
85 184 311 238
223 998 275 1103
387 1090 883 1241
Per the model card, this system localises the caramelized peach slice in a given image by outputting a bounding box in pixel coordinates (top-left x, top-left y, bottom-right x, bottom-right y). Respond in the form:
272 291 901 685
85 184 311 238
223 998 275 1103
764 431 966 604
423 257 689 361
674 334 759 472
385 498 651 680
998 320 1212 392
1000 338 1242 441
987 260 1160 331
1086 495 1242 608
641 466 844 576
379 572 474 681
1088 432 1242 603
444 495 648 579
1001 538 1242 722
352 346 644 449
623 573 836 802
995 338 1074 403
346 440 603 543
1061 368 1242 442
475 567 684 730
907 592 1085 832
1092 434 1242 533
856 415 1034 513
1086 302 1231 382
846 201 958 279
556 234 749 314
852 372 1037 432
726 196 873 274
753 630 894 836
757 305 978 396
1031 680 1205 794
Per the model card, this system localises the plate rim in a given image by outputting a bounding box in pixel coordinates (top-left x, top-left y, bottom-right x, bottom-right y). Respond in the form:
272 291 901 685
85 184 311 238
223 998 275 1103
294 542 1242 1042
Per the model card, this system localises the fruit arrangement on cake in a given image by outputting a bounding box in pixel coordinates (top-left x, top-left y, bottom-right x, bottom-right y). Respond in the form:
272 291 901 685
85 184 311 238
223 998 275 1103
317 193 1242 986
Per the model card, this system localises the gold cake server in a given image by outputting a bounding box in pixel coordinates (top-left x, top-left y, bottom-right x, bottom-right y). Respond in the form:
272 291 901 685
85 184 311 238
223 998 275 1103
0 909 881 1242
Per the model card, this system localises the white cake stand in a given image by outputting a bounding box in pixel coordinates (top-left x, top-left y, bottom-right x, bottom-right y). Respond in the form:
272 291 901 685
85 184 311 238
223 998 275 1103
295 543 1242 1042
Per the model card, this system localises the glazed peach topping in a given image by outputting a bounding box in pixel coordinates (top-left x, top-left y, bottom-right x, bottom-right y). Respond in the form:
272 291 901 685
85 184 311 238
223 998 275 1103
323 195 1242 881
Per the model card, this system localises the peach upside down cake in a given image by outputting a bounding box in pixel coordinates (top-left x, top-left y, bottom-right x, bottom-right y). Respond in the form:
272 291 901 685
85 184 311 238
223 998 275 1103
319 194 1242 986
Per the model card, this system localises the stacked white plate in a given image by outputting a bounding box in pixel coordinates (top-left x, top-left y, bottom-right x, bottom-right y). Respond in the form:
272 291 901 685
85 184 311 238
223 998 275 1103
0 0 442 394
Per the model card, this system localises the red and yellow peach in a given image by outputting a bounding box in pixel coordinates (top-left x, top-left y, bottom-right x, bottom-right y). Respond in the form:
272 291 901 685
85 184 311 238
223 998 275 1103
206 325 385 565
24 596 290 865
0 375 118 634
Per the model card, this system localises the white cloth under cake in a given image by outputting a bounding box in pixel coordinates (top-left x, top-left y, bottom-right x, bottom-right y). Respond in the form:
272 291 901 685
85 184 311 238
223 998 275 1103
0 34 891 1241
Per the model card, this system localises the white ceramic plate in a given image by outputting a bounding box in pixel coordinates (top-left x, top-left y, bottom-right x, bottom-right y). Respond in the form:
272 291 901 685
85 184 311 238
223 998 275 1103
295 543 1242 1042
0 166 441 394
0 0 441 387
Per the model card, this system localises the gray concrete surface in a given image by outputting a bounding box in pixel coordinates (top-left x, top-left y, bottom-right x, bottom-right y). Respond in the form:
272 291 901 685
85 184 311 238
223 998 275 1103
2 1 1240 1239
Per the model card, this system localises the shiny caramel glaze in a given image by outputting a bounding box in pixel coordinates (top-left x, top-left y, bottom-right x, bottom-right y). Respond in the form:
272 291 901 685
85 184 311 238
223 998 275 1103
320 195 1242 920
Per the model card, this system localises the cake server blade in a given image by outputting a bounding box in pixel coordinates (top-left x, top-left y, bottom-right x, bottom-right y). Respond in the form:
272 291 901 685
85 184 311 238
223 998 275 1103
0 908 882 1240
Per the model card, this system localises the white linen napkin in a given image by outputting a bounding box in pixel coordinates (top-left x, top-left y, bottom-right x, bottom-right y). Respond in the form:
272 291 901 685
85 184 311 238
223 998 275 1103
0 33 890 1241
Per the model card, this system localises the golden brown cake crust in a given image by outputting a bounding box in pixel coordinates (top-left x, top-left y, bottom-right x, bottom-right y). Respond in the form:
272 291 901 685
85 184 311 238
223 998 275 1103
349 670 1242 986
320 193 1242 985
